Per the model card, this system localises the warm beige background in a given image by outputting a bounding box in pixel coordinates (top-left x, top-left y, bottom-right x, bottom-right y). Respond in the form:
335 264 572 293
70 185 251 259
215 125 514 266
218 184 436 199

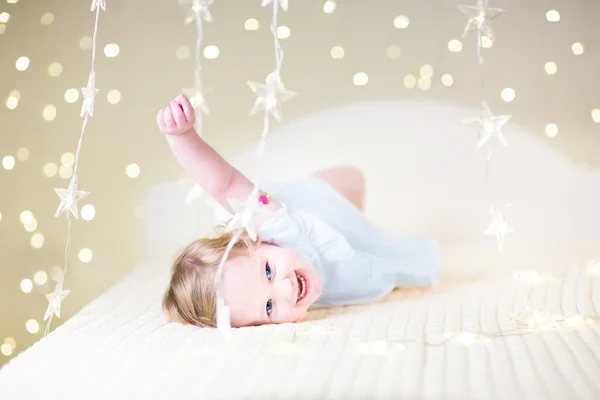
0 0 598 366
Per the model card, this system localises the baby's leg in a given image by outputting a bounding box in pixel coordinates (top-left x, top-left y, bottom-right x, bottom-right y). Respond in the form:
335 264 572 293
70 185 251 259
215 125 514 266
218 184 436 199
312 166 365 211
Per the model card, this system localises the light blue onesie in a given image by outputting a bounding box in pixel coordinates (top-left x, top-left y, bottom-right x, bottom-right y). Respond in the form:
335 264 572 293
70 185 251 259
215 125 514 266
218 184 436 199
254 176 440 307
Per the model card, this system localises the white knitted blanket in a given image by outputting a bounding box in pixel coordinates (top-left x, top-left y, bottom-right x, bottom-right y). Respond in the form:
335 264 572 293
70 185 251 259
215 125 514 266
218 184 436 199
1 256 598 400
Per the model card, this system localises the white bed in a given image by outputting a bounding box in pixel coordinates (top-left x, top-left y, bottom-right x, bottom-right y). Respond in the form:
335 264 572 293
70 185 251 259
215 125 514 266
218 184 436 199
1 100 599 400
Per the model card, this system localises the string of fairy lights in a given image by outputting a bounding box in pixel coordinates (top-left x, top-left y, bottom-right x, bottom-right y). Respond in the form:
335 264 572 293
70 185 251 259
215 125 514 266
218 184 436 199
214 0 296 335
458 0 514 252
1 0 598 359
41 0 106 336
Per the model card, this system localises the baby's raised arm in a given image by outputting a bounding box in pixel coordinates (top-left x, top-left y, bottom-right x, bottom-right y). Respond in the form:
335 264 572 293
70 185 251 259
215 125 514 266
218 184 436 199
157 94 279 215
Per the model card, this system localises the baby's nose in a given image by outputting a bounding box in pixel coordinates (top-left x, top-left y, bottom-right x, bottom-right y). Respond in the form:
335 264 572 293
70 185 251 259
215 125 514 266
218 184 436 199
277 277 295 305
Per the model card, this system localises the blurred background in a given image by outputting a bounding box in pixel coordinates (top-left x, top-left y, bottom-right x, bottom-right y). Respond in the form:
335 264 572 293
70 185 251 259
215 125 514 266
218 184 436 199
0 0 598 367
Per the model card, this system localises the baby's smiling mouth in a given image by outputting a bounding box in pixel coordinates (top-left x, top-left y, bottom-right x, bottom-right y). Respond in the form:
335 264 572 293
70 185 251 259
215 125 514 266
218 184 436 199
296 272 307 303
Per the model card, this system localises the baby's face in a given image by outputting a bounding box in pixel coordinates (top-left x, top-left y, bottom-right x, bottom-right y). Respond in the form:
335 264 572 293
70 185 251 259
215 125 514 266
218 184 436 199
221 244 323 327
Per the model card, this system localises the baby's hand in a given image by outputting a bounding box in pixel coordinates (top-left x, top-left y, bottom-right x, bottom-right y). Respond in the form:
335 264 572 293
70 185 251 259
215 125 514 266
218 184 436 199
157 94 196 136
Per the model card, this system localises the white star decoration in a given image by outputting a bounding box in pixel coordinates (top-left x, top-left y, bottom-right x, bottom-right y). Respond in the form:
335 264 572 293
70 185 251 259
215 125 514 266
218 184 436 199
458 0 505 41
178 0 214 24
510 299 559 330
43 279 70 321
183 88 210 115
247 74 297 122
54 175 89 219
225 185 271 241
80 71 100 118
261 0 288 12
484 204 514 251
463 101 511 154
90 0 106 12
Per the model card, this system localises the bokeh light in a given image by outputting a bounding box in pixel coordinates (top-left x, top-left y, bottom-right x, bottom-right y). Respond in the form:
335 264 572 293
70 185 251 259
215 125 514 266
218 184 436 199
79 248 93 263
31 233 45 249
448 40 462 52
1 344 12 357
26 320 40 334
104 43 120 57
15 56 30 71
48 62 63 77
50 266 63 282
331 46 345 59
126 163 140 178
441 74 454 87
419 64 433 79
6 90 20 109
203 45 219 59
545 123 558 137
107 90 122 104
24 218 38 232
418 77 432 91
34 271 48 286
176 45 190 60
20 279 33 293
43 162 58 177
544 62 557 75
20 210 33 225
403 74 417 89
352 72 368 86
244 18 259 31
2 155 15 170
546 10 560 22
393 15 409 29
591 109 600 123
79 36 93 50
61 152 75 167
17 148 29 161
572 42 584 55
40 12 54 25
64 89 80 104
481 36 493 48
277 25 290 39
81 204 96 221
43 104 57 121
501 88 516 102
323 0 337 14
59 165 73 179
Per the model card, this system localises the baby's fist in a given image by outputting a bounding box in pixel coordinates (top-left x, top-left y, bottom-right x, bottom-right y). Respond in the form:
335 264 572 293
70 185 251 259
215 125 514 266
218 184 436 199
157 94 196 136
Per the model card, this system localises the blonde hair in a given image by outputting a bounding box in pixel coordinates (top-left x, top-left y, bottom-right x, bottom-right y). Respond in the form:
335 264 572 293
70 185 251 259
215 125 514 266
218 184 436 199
162 230 261 327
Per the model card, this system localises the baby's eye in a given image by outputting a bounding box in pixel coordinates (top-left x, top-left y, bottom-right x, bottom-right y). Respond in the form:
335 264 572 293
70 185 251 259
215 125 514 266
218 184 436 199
266 299 273 315
265 262 272 280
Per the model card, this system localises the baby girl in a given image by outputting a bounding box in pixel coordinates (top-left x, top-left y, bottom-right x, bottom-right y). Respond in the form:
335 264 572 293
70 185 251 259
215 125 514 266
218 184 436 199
158 94 440 328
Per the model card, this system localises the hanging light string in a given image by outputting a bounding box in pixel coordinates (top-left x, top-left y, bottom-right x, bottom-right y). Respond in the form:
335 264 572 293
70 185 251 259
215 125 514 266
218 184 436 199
178 0 213 135
44 0 106 336
458 0 513 252
212 0 296 335
248 0 296 156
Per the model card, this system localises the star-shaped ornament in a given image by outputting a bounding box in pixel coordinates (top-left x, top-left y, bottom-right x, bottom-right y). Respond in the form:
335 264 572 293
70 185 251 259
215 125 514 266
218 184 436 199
43 279 70 321
54 175 90 219
510 299 560 330
261 0 288 12
183 88 210 115
458 0 505 41
80 71 100 118
247 74 297 122
225 185 271 241
178 0 214 24
484 204 514 251
463 101 511 156
90 0 106 11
